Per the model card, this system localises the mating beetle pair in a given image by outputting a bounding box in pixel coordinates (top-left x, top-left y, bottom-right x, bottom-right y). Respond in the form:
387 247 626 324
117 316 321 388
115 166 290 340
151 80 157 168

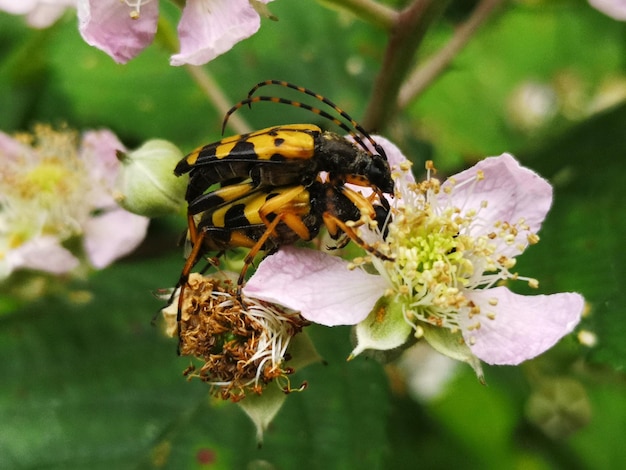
173 80 395 324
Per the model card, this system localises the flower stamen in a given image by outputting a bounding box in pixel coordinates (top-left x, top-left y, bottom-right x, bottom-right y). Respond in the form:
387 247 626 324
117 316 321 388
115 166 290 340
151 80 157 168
380 159 543 337
123 0 153 19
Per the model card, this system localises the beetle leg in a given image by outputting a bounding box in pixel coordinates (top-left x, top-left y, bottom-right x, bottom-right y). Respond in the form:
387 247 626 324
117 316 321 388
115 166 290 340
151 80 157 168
236 215 284 297
236 186 313 296
322 211 393 261
258 185 310 239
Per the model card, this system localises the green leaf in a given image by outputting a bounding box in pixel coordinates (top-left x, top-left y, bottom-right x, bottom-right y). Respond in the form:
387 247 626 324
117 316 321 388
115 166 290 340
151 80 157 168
517 103 626 371
0 254 392 468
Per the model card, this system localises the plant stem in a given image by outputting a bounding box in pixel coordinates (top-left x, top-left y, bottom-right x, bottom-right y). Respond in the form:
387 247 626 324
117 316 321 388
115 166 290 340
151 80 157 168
322 0 398 30
156 12 251 135
362 0 447 132
398 0 504 109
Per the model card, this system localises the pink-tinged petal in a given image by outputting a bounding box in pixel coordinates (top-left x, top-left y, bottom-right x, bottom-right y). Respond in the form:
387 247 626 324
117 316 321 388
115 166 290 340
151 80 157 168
170 0 268 66
459 286 584 365
589 0 626 20
243 246 388 326
373 135 414 178
442 154 552 257
0 131 31 160
80 129 125 185
83 208 149 268
5 236 79 275
77 0 158 64
79 129 126 207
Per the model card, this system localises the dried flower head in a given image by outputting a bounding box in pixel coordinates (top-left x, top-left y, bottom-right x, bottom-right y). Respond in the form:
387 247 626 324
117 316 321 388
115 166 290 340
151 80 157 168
162 273 310 401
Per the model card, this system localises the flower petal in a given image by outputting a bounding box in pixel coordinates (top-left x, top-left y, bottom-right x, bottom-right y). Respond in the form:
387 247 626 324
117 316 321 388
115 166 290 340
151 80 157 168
77 0 158 64
81 129 125 179
80 129 126 206
0 0 74 28
589 0 626 20
26 1 74 28
0 131 31 160
0 0 39 14
83 208 149 268
243 246 388 326
170 0 269 66
442 153 553 257
2 236 79 277
459 286 584 365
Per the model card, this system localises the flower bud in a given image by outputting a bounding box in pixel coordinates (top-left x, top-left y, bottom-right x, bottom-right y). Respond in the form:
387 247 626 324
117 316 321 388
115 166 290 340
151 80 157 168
114 140 187 217
525 377 591 439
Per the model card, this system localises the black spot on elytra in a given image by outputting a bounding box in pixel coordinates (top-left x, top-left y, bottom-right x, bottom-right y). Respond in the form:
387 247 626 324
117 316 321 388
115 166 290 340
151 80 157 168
230 139 255 157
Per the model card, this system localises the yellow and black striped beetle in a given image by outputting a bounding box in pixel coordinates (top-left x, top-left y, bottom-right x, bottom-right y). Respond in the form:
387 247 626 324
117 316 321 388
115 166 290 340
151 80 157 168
175 80 394 211
171 82 395 346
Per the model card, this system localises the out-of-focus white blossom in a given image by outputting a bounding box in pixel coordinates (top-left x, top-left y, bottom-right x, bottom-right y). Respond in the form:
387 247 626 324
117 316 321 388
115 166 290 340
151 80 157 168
0 125 149 279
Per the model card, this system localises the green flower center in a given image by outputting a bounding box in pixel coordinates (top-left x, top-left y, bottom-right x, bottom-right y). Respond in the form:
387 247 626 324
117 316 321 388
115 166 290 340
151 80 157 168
0 126 89 245
386 200 472 330
379 164 539 333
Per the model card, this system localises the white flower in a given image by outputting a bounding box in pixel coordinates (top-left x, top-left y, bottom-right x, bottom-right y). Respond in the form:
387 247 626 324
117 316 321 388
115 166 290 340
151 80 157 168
244 141 584 377
0 0 275 65
0 125 149 279
77 0 274 65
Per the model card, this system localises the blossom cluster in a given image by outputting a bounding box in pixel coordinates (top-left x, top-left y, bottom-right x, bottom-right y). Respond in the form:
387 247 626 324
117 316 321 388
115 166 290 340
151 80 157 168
0 125 149 279
0 0 274 65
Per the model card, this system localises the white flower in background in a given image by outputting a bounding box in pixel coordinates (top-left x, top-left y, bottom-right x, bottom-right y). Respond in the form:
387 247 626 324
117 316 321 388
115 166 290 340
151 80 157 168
0 124 149 279
0 0 74 28
77 0 274 65
0 0 275 65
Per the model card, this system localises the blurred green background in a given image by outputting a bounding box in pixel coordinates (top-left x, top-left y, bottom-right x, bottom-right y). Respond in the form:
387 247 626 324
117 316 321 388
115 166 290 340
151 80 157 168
1 0 625 468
